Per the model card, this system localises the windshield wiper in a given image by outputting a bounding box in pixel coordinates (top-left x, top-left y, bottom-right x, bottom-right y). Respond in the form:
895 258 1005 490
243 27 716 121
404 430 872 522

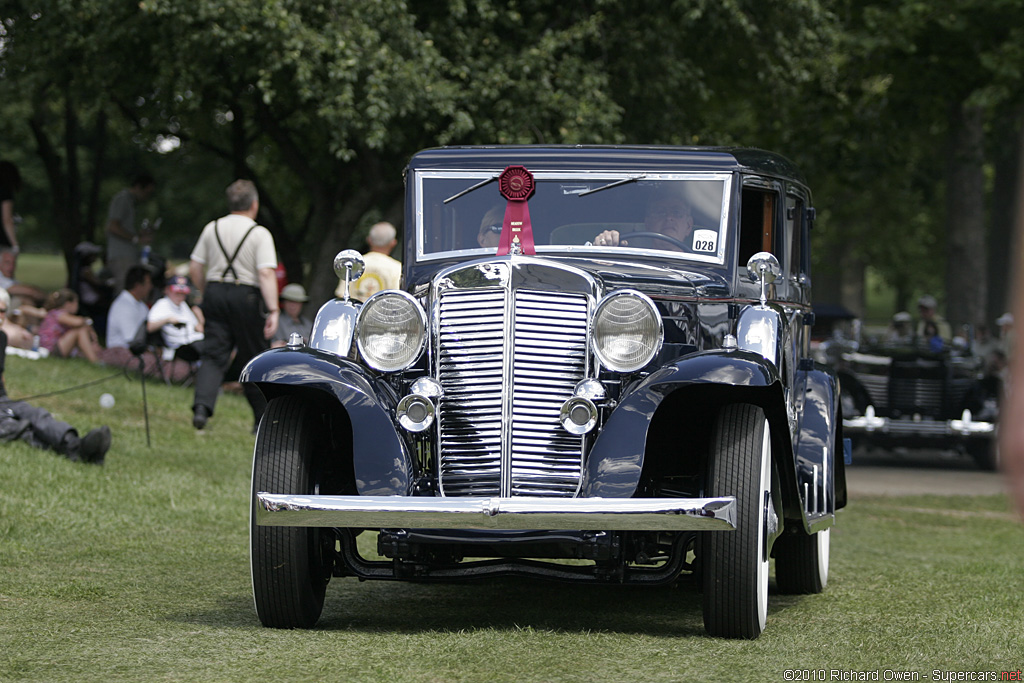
576 174 647 197
443 175 500 204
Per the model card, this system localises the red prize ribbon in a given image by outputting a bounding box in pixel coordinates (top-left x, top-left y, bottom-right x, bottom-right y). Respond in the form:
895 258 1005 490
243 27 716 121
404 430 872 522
496 166 536 255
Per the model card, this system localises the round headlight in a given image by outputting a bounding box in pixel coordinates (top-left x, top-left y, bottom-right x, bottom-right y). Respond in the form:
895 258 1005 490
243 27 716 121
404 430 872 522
591 290 663 372
356 291 427 372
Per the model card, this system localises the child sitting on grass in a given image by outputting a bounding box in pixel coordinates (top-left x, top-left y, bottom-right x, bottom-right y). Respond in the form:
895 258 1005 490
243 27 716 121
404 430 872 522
38 288 102 364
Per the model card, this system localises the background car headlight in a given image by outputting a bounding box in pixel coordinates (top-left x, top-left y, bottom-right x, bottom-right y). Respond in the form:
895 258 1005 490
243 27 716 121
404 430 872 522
591 290 663 372
356 291 427 372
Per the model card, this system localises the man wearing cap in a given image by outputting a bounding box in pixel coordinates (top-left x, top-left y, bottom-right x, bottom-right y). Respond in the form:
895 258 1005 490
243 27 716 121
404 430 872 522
915 294 952 341
342 221 401 300
271 283 313 348
147 275 204 363
189 179 278 431
886 311 913 344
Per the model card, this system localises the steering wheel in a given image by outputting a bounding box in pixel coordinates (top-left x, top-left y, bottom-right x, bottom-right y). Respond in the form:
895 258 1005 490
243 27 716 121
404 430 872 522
620 231 690 252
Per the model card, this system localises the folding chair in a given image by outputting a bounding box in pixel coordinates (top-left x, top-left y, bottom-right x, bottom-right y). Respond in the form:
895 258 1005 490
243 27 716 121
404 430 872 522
128 321 197 385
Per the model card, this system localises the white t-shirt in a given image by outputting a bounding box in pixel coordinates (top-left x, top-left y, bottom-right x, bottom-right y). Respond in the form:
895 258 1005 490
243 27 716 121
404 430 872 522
106 290 150 348
148 296 204 359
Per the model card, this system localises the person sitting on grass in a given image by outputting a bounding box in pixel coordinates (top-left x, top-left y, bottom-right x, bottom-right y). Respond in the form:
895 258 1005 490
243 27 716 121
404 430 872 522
145 275 204 383
0 247 47 308
37 288 102 364
105 265 153 350
0 287 111 464
147 274 204 356
2 310 37 350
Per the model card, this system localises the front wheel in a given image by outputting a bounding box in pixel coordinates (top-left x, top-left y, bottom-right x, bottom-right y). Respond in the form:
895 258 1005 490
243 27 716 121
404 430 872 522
250 396 332 628
702 403 775 639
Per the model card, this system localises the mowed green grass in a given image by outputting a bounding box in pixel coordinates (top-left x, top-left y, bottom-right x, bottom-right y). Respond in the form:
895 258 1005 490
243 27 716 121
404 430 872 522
14 252 68 294
1 357 1022 682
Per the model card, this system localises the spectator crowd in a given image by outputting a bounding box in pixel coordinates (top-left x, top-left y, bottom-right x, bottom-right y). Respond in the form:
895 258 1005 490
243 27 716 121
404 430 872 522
0 167 369 465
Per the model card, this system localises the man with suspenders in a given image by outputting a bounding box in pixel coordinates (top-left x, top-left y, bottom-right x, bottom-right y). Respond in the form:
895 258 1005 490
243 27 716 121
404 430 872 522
188 180 279 432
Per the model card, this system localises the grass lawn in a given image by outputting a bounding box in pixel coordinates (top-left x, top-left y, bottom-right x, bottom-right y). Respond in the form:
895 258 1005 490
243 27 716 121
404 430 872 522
15 252 68 294
1 357 1022 682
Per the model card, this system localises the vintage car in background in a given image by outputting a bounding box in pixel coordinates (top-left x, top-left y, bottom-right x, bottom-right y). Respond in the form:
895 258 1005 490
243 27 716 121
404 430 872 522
830 333 1000 470
243 146 847 639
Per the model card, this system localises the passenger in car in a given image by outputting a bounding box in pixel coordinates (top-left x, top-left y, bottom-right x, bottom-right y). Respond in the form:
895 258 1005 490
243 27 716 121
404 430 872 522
592 187 694 251
885 310 914 345
922 320 944 353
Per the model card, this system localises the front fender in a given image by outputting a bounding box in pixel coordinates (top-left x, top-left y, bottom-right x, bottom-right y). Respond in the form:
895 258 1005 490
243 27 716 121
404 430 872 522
242 348 413 496
795 362 846 518
581 350 783 497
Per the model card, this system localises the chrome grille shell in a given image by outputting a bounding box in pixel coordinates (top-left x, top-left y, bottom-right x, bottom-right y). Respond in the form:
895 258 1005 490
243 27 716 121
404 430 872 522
432 258 599 498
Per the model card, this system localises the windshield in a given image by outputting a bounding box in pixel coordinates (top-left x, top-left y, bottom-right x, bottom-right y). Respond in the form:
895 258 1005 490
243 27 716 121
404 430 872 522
415 171 732 264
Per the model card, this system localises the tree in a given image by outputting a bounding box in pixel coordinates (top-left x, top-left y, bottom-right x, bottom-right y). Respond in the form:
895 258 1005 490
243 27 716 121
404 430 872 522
14 0 1019 329
819 0 1024 328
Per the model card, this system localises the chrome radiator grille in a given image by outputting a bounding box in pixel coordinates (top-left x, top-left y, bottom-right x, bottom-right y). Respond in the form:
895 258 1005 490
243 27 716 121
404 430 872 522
889 378 944 415
860 375 888 410
436 287 589 497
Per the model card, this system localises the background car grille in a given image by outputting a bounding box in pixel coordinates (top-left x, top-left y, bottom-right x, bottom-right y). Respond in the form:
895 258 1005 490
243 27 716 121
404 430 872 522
860 374 889 410
436 288 589 497
889 358 945 416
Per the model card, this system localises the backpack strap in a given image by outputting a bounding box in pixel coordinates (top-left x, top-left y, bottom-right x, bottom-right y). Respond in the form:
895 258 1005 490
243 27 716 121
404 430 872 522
214 219 259 283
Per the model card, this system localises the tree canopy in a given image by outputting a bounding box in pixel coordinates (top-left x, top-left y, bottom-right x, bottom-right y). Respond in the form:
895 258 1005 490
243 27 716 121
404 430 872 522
2 0 1024 325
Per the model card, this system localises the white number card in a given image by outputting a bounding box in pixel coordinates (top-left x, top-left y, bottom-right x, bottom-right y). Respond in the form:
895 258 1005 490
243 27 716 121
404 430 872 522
691 229 718 253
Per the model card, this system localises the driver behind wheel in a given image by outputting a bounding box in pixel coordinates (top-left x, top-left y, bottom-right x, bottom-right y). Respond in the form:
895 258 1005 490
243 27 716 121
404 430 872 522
593 186 694 251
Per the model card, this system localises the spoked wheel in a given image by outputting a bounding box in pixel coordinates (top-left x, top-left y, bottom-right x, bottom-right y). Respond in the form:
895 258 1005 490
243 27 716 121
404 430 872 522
774 527 830 594
702 403 775 639
250 396 332 628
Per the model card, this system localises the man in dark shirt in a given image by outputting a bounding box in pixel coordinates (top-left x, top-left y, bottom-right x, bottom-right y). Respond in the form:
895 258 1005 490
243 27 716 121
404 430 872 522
0 287 111 464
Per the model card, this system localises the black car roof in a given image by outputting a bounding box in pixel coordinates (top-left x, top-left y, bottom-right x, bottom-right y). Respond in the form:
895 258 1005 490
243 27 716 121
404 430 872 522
407 145 807 185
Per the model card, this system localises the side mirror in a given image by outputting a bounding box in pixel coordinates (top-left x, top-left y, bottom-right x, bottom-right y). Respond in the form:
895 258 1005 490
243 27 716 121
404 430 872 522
746 252 781 306
334 250 366 302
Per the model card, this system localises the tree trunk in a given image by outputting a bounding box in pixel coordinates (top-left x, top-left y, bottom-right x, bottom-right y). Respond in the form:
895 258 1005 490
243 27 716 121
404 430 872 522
63 88 83 259
944 102 987 332
989 110 1023 325
85 110 109 242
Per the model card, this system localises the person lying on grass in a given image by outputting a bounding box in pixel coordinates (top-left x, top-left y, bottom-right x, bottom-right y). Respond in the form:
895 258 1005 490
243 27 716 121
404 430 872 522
0 286 111 464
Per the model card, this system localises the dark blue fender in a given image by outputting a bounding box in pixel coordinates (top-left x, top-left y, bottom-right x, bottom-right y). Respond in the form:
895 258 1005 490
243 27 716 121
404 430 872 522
241 348 413 496
581 350 784 497
794 361 846 519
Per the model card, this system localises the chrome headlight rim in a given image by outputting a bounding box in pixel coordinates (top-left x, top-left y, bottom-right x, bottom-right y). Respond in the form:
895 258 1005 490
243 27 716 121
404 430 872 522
397 393 436 432
591 289 664 373
355 290 427 372
560 396 598 435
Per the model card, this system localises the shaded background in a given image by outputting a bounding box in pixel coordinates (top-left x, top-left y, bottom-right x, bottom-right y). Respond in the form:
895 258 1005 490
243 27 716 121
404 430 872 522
2 0 1022 328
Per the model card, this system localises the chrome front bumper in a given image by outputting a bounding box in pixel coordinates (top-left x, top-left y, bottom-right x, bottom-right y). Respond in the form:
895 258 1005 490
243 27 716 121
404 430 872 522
844 406 995 438
255 494 736 531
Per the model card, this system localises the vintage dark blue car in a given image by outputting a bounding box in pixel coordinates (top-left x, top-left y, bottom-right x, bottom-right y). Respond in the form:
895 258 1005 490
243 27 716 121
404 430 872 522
244 146 847 639
834 341 999 470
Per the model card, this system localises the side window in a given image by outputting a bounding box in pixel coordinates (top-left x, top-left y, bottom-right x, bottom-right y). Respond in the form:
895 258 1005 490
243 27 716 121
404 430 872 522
738 184 778 266
786 194 804 279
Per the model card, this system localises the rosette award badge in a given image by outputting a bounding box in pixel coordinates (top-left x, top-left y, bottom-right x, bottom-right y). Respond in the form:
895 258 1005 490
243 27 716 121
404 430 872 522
495 166 536 256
